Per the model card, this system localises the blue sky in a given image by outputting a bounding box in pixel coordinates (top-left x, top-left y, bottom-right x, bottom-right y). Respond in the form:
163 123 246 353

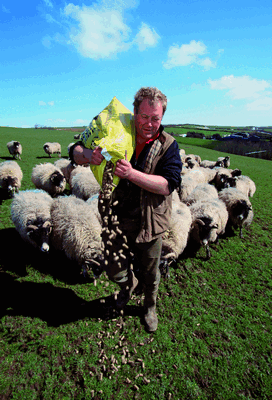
1 0 272 128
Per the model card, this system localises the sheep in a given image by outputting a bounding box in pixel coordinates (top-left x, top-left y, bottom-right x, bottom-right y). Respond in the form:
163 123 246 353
7 141 22 160
10 189 53 252
50 195 104 277
74 133 81 140
218 187 254 238
217 156 230 168
189 198 228 258
178 167 217 201
31 163 66 196
43 142 61 158
200 159 224 168
0 160 23 197
231 175 256 198
54 158 76 184
70 166 100 200
185 154 201 165
213 167 242 191
161 200 192 262
184 183 219 206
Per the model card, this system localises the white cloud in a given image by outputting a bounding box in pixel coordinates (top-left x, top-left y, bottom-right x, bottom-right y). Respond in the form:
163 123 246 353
43 0 53 8
45 14 59 24
246 97 272 111
63 3 131 59
2 5 10 13
39 101 54 106
42 1 159 59
42 35 52 48
208 75 271 100
134 23 160 51
163 40 216 70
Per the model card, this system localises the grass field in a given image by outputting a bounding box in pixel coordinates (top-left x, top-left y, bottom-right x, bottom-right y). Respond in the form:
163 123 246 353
0 127 271 399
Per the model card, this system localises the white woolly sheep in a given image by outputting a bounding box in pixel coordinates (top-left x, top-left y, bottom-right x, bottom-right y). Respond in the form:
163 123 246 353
184 183 219 206
43 142 61 158
70 166 100 201
213 167 242 191
54 158 76 184
218 187 254 238
178 167 217 201
161 200 192 261
231 175 256 198
217 156 230 168
7 141 22 160
0 160 23 197
200 159 224 168
50 195 103 277
31 163 66 196
10 189 53 252
189 198 228 258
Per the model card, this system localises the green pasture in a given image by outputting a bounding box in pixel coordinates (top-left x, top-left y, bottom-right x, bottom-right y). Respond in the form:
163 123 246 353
0 127 271 399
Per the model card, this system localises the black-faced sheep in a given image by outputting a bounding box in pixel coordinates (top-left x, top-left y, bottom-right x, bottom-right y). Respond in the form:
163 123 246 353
50 195 104 277
31 163 66 196
189 198 228 258
7 141 22 160
43 142 61 158
217 156 230 168
70 166 100 201
161 200 192 261
184 183 219 206
200 159 224 168
10 189 53 252
218 187 254 238
231 175 256 198
213 167 242 191
0 160 23 197
54 158 76 185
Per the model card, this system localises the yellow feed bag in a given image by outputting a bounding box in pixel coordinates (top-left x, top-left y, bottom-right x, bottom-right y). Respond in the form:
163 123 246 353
80 96 135 189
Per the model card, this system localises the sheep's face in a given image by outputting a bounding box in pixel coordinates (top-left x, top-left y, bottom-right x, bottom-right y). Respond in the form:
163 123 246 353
232 200 252 225
26 219 52 252
194 217 218 244
2 176 17 197
50 171 66 188
13 141 20 150
220 176 237 190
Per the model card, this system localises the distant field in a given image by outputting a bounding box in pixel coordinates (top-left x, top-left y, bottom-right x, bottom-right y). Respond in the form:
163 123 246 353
0 127 271 399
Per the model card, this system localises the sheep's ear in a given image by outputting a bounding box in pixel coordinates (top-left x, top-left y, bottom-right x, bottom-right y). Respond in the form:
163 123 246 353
195 219 205 226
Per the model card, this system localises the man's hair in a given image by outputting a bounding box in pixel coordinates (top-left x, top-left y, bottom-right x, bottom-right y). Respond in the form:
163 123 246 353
133 87 167 115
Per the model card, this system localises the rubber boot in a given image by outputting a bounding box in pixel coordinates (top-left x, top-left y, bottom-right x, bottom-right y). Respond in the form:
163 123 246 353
115 271 138 309
143 291 158 332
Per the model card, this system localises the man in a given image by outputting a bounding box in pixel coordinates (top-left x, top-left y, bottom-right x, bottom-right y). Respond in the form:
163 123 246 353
72 87 182 332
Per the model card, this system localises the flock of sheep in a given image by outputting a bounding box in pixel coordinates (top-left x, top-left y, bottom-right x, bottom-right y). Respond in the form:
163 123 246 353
1 138 256 280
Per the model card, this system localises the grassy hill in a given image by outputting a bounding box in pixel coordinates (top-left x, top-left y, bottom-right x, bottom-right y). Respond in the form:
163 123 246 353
0 127 271 399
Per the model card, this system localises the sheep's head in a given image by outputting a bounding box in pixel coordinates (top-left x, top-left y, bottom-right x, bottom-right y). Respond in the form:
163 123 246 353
13 141 20 149
232 200 252 224
219 176 237 190
50 171 66 189
26 219 52 252
194 217 219 245
231 168 242 177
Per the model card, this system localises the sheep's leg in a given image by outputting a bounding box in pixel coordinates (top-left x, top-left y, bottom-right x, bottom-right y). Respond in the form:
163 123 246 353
239 226 244 239
205 243 211 259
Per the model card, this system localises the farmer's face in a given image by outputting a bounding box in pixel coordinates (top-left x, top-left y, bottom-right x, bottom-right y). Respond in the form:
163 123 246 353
134 98 163 143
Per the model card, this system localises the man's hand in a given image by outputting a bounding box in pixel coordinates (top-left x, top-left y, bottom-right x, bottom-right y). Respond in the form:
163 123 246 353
91 147 104 165
114 151 133 179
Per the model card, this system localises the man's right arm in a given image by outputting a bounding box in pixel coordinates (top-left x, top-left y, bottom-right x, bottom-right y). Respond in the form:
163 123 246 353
72 144 104 165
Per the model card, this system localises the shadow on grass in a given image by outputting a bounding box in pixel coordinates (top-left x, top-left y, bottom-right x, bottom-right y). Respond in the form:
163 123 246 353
0 228 142 327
